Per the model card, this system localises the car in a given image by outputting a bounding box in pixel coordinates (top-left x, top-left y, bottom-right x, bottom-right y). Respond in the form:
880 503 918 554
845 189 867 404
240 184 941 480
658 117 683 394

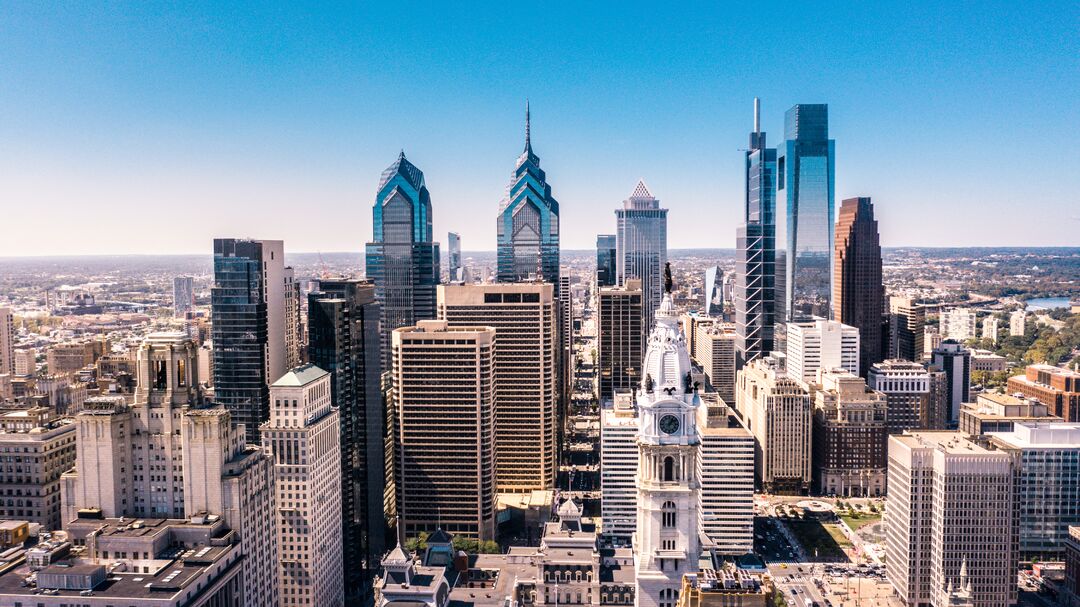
790 589 799 596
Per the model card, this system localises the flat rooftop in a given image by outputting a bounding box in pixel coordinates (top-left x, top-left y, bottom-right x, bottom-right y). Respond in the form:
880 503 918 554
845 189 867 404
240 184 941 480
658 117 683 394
989 422 1080 449
894 431 997 455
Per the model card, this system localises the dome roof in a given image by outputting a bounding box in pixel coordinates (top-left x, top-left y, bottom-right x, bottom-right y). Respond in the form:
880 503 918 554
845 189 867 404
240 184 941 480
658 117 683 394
640 293 691 395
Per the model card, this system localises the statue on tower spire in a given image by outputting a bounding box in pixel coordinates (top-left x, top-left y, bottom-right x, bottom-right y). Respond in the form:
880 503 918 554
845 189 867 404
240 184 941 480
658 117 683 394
664 262 673 294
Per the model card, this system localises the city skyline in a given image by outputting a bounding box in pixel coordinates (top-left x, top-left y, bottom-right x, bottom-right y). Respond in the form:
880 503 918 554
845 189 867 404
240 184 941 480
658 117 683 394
2 3 1078 257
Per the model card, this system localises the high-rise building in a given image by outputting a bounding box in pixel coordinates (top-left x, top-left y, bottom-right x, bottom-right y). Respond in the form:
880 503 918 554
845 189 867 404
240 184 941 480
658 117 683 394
0 307 13 378
0 405 76 529
811 369 888 496
307 279 384 596
785 318 860 386
365 151 441 369
600 392 639 542
695 322 737 405
391 321 496 540
833 197 884 376
868 359 944 433
559 273 573 449
447 231 462 282
596 234 617 287
981 316 1000 345
496 103 559 286
597 279 644 402
736 98 779 369
889 296 926 362
284 266 303 369
704 265 723 317
1010 310 1027 337
697 402 755 554
1007 363 1080 422
988 422 1080 561
777 104 835 321
13 347 35 377
886 432 1018 607
941 308 979 342
932 340 971 426
438 283 557 491
211 238 286 444
172 276 194 318
616 180 668 340
680 313 714 362
265 365 343 607
735 353 812 494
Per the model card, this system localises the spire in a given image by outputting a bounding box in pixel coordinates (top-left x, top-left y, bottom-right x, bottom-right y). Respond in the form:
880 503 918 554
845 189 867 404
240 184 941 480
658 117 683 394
399 148 406 161
959 556 968 588
754 97 761 134
524 99 532 154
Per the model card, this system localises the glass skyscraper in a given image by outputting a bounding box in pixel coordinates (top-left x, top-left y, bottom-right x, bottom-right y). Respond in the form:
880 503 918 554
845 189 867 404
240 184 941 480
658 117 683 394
616 180 667 336
596 234 617 287
496 103 560 286
365 151 440 369
777 104 835 321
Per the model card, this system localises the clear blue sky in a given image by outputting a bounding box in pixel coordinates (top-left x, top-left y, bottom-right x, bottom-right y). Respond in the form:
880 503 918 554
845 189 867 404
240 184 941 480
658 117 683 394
1 1 1077 256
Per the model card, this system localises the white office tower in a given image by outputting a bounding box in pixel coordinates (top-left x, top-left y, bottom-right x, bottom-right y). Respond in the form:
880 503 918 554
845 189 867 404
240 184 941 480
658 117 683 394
696 402 754 554
735 352 813 494
1009 310 1027 337
886 432 1017 607
980 316 999 345
695 322 737 405
601 392 640 543
633 291 701 607
941 308 978 342
265 365 343 607
785 318 860 386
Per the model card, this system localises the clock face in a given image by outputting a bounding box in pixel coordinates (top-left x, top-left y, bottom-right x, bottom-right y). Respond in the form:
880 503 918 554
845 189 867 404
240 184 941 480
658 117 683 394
659 414 680 435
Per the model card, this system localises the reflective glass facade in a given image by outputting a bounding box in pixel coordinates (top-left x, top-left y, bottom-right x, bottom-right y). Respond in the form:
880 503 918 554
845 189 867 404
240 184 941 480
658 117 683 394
596 234 617 287
777 104 835 321
615 180 667 336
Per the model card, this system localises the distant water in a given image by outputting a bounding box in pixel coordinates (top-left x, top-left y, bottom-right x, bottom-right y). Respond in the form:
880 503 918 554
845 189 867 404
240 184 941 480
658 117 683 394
1026 297 1072 311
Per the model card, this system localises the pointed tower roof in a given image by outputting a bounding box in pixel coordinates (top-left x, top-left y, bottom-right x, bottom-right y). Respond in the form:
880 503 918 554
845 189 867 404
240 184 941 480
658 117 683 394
630 179 653 199
377 149 425 193
524 99 532 154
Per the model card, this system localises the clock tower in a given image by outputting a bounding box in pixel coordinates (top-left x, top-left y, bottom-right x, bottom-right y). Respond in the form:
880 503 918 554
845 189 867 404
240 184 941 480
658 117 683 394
633 264 701 607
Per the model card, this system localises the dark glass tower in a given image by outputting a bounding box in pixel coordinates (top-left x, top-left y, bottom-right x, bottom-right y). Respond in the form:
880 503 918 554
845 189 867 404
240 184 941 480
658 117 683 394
777 104 835 321
735 98 778 368
834 197 885 376
365 151 440 369
496 102 560 286
307 279 383 600
596 234 617 287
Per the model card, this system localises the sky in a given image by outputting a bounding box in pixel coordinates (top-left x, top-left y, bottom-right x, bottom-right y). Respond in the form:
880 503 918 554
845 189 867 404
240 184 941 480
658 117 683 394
1 1 1077 257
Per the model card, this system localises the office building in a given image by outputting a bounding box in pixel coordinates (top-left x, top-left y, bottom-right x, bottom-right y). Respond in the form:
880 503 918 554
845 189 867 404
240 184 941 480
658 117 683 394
886 432 1018 607
307 279 384 595
496 103 560 286
0 307 12 378
601 392 640 541
695 322 737 405
1007 363 1080 422
284 266 303 369
391 321 497 540
777 104 835 321
811 369 888 496
869 360 946 433
704 265 723 317
211 238 286 444
438 283 557 492
172 275 194 318
932 340 971 426
889 297 925 362
447 231 462 282
1065 527 1080 607
598 279 644 403
970 349 1008 372
681 313 715 362
265 365 343 607
735 353 812 494
785 318 860 386
735 98 779 368
941 308 978 342
0 405 76 529
616 179 667 339
597 234 617 287
365 151 441 369
559 272 573 434
13 348 35 377
697 402 755 554
924 327 943 359
959 392 1060 436
1010 310 1027 337
46 338 107 376
987 422 1080 560
833 197 885 375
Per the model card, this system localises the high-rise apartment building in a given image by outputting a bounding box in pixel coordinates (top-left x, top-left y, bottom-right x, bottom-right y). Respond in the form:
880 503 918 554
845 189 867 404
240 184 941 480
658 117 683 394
735 353 812 494
833 197 885 376
932 340 971 426
1007 364 1080 422
391 321 496 540
868 359 945 433
496 104 560 286
172 276 194 318
596 234 617 287
438 283 557 491
889 296 925 362
1010 310 1027 337
265 365 343 607
212 238 286 444
0 405 76 529
886 432 1018 607
941 308 979 342
735 99 778 368
447 231 462 282
785 318 860 386
597 279 644 403
616 180 667 338
981 316 1000 345
365 151 441 369
284 266 303 369
704 265 723 317
695 322 737 405
811 369 888 496
307 279 384 596
777 104 835 321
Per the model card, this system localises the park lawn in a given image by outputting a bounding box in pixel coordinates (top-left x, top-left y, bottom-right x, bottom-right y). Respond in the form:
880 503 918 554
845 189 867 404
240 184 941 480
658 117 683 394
840 513 881 531
786 520 851 560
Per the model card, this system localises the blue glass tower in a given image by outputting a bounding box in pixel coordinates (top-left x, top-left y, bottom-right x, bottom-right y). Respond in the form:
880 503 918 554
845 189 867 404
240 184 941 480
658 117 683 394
496 103 560 286
777 104 835 321
365 151 440 369
596 234 617 287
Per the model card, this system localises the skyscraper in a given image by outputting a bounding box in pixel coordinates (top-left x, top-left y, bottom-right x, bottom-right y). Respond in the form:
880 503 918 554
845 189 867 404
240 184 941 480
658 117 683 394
785 318 861 386
889 296 925 361
496 103 560 286
307 279 383 597
597 279 644 402
365 151 441 369
447 231 462 282
211 238 285 444
596 234 617 287
735 98 778 368
283 266 303 369
834 197 885 376
704 265 723 317
172 276 194 318
616 180 667 336
869 359 940 433
777 104 835 321
932 340 971 426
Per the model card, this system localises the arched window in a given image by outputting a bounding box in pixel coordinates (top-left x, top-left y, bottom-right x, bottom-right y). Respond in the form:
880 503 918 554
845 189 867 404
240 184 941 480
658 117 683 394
663 456 675 482
662 501 677 528
660 588 677 607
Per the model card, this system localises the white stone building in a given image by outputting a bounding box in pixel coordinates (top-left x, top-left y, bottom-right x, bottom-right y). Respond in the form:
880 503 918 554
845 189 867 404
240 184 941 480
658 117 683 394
785 318 860 386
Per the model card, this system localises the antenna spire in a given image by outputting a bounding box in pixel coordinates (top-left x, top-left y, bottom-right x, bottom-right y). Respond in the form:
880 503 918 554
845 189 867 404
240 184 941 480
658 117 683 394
754 97 760 134
524 99 532 153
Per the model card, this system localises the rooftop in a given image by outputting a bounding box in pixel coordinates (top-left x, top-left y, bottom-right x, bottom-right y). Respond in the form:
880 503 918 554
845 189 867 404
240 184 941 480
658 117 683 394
989 422 1080 449
271 363 329 387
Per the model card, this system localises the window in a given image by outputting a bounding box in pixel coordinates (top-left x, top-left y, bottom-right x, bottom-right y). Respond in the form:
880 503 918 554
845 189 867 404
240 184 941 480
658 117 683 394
660 588 677 607
662 501 676 528
663 456 675 482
